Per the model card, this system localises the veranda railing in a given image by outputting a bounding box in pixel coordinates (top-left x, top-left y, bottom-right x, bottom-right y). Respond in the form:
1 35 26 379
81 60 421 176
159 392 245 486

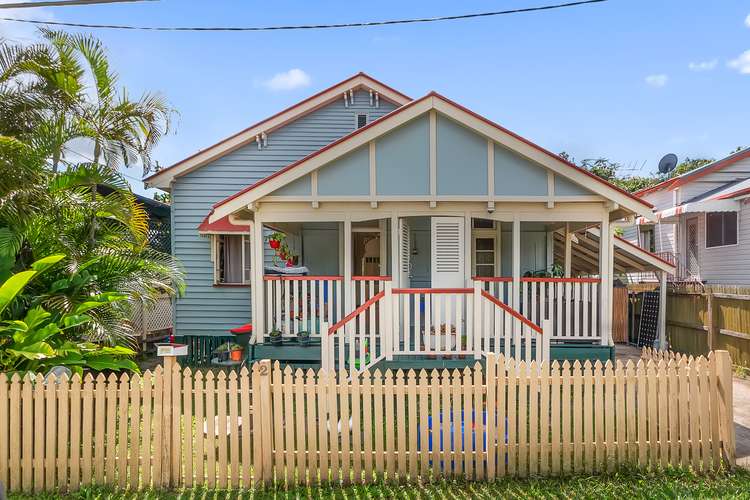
475 277 601 340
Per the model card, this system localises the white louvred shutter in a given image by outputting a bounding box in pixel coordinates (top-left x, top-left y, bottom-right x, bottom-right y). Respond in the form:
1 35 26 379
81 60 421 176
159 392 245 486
398 218 411 287
431 217 465 289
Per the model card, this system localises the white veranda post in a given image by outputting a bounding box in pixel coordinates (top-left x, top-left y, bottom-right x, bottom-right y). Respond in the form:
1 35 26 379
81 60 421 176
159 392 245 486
599 214 612 346
252 217 266 342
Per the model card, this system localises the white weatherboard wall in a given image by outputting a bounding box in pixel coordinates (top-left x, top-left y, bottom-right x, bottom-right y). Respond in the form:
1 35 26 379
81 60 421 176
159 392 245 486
688 200 750 284
172 92 397 336
635 156 750 279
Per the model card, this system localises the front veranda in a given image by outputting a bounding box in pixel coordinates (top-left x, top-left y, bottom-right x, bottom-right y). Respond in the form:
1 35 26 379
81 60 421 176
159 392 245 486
235 201 666 371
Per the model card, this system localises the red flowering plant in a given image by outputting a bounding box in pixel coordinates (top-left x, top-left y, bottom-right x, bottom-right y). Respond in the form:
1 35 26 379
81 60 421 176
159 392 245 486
266 232 298 267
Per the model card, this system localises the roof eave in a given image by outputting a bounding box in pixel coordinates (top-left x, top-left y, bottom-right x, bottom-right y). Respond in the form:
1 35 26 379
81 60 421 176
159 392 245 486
144 72 412 189
210 92 654 224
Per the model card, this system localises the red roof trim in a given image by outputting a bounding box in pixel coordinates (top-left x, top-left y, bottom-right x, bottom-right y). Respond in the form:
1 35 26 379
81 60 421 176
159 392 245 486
669 149 750 190
636 148 750 198
197 213 250 233
213 92 653 212
212 94 428 209
431 92 653 209
634 178 675 197
715 185 750 200
145 72 411 183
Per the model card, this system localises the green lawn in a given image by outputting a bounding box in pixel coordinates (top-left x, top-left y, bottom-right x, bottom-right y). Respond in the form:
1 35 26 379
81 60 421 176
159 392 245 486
10 467 750 499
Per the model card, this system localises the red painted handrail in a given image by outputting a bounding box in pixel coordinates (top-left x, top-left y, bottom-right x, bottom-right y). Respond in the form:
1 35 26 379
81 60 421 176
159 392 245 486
328 290 385 335
351 276 393 281
480 290 543 335
393 288 474 295
472 277 601 284
263 275 343 281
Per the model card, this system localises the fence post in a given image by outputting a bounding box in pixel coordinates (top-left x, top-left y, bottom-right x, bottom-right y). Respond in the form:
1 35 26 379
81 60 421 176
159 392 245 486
707 292 717 352
251 359 273 485
161 355 176 487
715 350 736 467
384 281 394 361
473 281 482 359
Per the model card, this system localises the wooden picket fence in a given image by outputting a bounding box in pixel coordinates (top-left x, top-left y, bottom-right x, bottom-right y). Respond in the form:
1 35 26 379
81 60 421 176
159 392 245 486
0 352 737 492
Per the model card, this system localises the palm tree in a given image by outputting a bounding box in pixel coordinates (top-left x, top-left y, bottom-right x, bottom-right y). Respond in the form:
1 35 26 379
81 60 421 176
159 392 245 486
0 32 184 350
1 30 174 174
62 31 174 173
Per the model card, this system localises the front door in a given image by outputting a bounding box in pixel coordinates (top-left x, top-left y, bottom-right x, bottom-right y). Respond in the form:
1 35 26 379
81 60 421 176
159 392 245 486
686 217 699 278
430 217 465 289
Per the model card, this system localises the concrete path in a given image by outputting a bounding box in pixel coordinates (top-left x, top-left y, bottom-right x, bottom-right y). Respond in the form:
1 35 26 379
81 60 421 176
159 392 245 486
734 377 750 468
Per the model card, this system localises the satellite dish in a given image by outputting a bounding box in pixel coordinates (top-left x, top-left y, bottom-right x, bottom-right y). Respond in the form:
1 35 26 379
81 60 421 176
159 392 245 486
658 153 678 174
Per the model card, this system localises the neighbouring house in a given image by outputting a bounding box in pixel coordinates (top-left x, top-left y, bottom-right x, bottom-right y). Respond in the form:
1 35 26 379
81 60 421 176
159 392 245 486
144 73 675 369
623 148 750 285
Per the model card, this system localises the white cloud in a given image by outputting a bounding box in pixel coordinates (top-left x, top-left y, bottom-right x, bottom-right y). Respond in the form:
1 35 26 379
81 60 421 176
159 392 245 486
644 74 668 88
0 8 53 44
728 50 750 74
688 59 717 71
745 13 750 28
261 69 311 91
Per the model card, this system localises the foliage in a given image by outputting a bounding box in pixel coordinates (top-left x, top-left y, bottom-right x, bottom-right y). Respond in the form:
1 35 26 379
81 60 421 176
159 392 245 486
560 152 721 193
8 467 750 498
213 342 242 353
153 191 171 204
0 256 138 374
0 31 184 372
267 231 298 267
1 29 174 174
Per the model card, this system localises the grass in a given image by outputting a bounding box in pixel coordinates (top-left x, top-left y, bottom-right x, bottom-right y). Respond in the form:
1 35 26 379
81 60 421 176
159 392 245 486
9 467 750 499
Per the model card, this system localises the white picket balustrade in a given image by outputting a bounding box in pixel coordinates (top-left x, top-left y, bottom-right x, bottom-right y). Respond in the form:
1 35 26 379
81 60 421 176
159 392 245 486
474 277 601 341
264 276 343 337
474 282 551 362
391 288 475 357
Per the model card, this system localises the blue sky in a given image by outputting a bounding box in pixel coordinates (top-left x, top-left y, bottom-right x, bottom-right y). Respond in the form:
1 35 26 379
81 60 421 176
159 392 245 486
1 0 749 196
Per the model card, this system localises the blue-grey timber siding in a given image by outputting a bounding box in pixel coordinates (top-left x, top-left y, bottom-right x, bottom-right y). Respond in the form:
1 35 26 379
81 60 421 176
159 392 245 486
494 144 548 196
555 175 591 196
376 115 430 195
318 146 369 196
273 174 311 196
172 91 396 336
436 115 487 195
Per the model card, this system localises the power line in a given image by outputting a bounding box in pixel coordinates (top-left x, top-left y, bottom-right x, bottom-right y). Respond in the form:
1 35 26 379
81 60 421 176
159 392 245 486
0 0 155 9
0 0 607 32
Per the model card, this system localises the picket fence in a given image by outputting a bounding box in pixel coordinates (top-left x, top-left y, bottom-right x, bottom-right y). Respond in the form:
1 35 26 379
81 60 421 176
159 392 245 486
0 351 736 492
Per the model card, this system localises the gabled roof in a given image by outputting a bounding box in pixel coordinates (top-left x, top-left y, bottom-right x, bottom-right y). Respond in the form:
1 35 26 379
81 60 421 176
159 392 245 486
210 92 655 223
144 72 412 189
635 147 750 197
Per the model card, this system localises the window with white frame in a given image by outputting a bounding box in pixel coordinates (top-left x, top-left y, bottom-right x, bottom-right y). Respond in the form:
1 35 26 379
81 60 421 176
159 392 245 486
706 212 737 248
472 219 499 277
213 234 251 284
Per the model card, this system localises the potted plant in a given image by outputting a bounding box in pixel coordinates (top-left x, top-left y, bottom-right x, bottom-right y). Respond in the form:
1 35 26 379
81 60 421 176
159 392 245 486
215 342 244 361
298 330 311 346
269 328 283 346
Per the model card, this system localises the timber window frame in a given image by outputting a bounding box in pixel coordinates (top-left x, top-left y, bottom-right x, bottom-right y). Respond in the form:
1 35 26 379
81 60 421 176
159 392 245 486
471 219 500 278
705 211 738 249
212 234 252 285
